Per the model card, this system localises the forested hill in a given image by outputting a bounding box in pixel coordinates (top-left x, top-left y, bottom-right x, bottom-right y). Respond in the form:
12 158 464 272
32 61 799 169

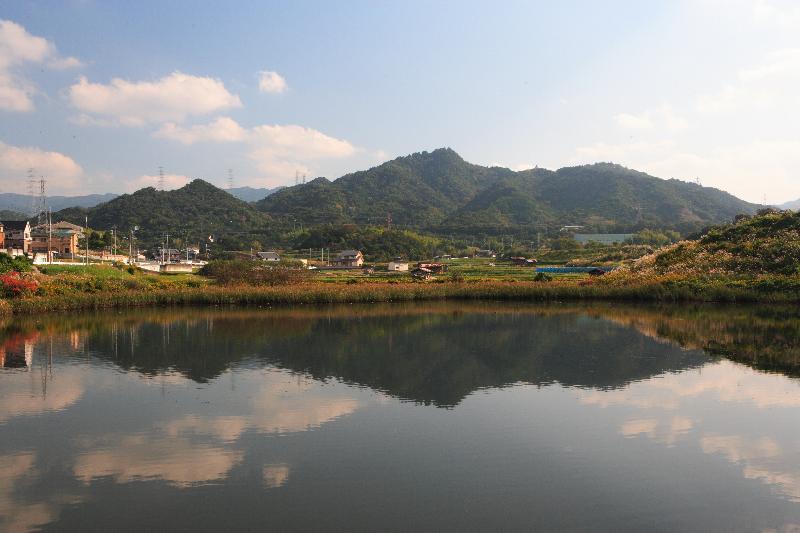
256 148 758 235
55 179 271 245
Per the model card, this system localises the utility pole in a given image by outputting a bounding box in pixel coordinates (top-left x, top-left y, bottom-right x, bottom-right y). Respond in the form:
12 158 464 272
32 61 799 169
47 208 52 264
129 229 133 264
112 228 117 257
85 216 89 266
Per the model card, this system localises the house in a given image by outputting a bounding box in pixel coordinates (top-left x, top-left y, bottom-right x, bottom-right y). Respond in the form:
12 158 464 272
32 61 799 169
410 267 433 280
51 220 85 236
332 250 364 268
417 262 448 273
2 220 31 254
508 256 538 267
475 249 496 258
257 251 280 262
387 258 409 271
29 226 80 257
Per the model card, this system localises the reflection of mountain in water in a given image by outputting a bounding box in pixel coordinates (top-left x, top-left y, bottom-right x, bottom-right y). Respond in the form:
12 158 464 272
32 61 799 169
7 302 800 407
2 305 709 407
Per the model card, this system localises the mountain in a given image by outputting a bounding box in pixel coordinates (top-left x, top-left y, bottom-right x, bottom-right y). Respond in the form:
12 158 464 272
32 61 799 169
256 148 758 235
0 192 118 214
779 199 800 210
228 186 281 203
55 180 271 247
0 210 27 220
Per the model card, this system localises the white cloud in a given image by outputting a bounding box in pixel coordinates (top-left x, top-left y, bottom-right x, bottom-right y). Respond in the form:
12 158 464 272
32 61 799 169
127 173 190 192
258 70 288 94
0 140 83 193
248 124 357 184
753 0 800 30
154 117 247 144
154 116 359 186
0 19 82 112
697 48 800 113
68 72 242 126
614 105 688 131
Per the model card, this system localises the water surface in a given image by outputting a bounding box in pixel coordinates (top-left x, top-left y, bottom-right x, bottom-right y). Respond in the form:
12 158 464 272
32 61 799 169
2 302 800 532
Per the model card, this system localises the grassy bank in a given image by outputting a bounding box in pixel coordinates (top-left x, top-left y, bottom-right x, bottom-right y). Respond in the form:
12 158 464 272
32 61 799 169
6 276 800 316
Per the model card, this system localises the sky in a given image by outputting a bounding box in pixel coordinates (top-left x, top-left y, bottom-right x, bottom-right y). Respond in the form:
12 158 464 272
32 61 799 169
0 0 799 203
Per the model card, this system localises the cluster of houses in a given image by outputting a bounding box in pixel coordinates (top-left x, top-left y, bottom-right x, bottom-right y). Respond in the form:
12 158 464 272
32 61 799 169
0 220 82 260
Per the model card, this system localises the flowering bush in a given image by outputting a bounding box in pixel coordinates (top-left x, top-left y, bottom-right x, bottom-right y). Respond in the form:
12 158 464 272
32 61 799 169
0 271 39 297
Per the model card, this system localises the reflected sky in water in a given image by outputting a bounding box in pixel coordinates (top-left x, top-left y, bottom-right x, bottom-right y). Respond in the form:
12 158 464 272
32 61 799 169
1 303 800 532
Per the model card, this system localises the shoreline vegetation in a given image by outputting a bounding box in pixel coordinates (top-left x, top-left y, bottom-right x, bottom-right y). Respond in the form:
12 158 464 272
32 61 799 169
4 275 800 317
4 209 800 317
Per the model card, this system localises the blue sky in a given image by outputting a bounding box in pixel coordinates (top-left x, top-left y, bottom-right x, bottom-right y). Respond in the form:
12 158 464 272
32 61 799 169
0 0 799 202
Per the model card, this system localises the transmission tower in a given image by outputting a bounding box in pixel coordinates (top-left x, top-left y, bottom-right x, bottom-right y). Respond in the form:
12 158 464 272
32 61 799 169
386 211 392 230
227 169 234 190
158 166 166 191
27 168 36 216
294 170 300 186
36 179 47 226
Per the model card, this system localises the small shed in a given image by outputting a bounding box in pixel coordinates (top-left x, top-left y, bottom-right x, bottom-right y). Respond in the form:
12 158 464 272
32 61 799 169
388 260 409 271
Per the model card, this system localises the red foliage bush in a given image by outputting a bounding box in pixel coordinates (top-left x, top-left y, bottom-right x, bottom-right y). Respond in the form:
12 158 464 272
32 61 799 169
0 271 39 297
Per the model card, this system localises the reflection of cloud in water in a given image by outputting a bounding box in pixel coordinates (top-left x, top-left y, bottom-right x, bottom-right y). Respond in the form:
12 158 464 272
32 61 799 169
0 452 81 533
620 416 694 446
262 464 290 489
581 360 800 501
73 369 360 489
0 372 84 424
73 434 244 487
248 378 359 434
580 361 800 410
163 416 249 443
701 434 800 502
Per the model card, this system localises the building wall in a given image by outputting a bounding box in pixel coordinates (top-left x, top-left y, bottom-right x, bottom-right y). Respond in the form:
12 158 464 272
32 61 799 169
29 234 79 255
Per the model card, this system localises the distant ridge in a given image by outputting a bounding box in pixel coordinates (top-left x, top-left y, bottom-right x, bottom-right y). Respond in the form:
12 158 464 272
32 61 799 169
227 186 282 203
256 148 758 235
55 179 271 247
0 192 118 214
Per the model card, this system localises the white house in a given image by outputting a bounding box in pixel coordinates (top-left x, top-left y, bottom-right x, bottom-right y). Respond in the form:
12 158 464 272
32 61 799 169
257 251 280 262
387 260 409 271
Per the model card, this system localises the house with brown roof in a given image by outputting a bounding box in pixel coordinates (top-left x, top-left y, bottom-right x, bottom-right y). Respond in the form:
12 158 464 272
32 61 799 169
332 250 364 268
2 220 31 254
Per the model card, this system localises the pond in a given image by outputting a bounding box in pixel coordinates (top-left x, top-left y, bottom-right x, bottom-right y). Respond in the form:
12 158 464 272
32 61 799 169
1 302 800 532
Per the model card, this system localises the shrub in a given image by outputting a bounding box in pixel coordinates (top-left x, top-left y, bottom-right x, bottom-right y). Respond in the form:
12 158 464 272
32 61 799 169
0 271 38 297
533 272 552 282
0 254 32 274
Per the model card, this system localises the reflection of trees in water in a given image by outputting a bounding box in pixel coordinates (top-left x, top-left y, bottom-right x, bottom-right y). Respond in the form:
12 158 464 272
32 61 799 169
3 302 800 406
